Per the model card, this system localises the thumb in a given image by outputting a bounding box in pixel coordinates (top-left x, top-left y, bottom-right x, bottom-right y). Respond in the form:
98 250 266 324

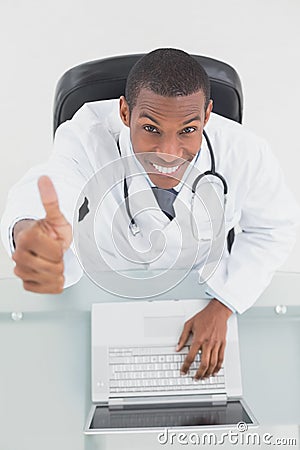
176 321 192 352
38 176 64 223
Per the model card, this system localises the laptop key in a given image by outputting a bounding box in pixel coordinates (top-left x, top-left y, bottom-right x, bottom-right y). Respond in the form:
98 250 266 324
109 345 225 394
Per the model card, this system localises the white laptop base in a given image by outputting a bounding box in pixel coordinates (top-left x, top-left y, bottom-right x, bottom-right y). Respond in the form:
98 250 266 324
85 299 257 433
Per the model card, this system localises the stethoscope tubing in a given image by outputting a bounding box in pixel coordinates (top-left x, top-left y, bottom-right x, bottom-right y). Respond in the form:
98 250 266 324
117 130 228 236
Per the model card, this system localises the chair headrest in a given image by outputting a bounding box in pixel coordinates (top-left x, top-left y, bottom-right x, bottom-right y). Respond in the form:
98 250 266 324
53 54 243 136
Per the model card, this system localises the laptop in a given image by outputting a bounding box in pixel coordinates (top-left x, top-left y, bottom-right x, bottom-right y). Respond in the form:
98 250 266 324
85 299 257 433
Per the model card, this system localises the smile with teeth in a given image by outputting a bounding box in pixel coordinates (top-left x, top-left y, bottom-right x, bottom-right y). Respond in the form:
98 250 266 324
151 162 181 174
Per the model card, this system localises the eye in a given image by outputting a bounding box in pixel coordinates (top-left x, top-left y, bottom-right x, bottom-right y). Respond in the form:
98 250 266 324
144 125 159 134
181 127 197 134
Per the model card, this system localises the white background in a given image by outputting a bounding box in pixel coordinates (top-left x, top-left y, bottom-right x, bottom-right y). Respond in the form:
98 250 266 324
0 0 299 278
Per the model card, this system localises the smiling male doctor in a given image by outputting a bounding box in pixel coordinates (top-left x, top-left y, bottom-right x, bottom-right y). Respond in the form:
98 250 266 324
1 48 299 381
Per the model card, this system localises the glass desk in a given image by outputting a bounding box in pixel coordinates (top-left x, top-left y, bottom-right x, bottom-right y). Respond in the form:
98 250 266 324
0 271 299 450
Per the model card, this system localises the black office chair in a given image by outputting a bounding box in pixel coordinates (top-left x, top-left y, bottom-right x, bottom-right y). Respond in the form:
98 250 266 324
53 53 244 251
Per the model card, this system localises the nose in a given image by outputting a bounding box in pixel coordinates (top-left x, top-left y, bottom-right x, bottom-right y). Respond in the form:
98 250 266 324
157 135 183 162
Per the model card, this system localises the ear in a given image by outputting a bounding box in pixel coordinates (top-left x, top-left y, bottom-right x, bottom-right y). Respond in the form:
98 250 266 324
119 96 130 127
204 100 213 127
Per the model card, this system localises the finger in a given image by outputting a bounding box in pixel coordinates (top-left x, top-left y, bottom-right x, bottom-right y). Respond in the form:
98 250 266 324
213 342 226 375
12 249 64 275
14 264 64 286
38 176 64 224
180 341 201 375
176 320 192 352
194 342 211 379
15 225 63 262
205 345 220 377
23 279 64 294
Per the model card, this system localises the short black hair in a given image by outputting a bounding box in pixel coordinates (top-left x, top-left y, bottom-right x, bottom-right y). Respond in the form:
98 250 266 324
125 48 211 112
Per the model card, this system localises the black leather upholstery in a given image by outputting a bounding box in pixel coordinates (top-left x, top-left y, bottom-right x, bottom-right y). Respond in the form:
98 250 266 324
53 54 243 135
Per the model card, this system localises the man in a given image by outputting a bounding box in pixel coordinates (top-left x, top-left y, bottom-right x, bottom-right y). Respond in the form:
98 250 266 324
1 48 299 381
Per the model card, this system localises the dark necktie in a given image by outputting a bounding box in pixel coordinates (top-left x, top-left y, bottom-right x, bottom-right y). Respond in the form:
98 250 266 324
151 187 178 220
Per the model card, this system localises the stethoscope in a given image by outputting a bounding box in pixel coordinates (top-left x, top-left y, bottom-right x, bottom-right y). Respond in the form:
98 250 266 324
118 130 228 239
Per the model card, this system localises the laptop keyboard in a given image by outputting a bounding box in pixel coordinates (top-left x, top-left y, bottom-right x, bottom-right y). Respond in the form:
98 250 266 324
109 346 225 394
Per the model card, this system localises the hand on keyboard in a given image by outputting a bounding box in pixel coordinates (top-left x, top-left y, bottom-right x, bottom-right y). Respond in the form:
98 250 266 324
109 345 226 394
176 298 232 380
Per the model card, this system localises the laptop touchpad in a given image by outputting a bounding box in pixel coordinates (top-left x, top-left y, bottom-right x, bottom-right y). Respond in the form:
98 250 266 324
144 316 184 338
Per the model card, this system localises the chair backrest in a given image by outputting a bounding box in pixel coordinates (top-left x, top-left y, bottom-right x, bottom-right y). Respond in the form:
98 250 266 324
53 54 243 136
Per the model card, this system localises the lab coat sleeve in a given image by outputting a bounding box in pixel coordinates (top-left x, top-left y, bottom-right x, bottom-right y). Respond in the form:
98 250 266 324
0 121 97 288
204 140 300 314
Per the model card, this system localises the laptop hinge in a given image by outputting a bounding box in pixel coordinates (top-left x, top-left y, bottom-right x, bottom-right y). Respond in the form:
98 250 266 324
108 394 227 409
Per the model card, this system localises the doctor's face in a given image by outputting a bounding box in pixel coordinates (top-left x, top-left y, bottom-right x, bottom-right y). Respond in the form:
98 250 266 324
119 89 213 189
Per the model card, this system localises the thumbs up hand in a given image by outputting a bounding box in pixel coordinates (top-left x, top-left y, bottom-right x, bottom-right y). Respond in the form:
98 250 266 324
12 176 72 293
37 176 72 250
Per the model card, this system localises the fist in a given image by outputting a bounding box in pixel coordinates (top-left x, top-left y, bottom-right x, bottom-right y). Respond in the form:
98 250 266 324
12 176 72 293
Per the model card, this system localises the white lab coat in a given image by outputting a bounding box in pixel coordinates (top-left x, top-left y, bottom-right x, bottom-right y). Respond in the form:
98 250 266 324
1 99 299 313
